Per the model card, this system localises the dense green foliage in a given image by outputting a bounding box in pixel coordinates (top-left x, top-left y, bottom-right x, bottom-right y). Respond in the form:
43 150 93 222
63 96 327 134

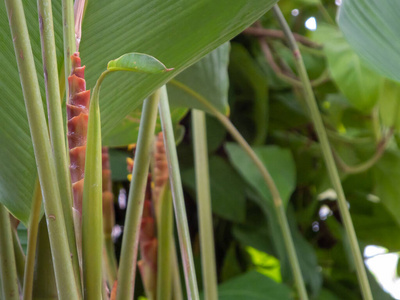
2 0 400 298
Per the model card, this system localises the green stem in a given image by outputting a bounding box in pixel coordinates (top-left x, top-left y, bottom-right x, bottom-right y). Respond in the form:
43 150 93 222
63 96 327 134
273 5 373 300
22 181 42 300
5 0 80 298
158 86 200 300
104 236 118 287
0 205 19 300
116 90 161 300
157 187 173 300
12 228 25 286
192 109 218 300
170 242 184 300
37 0 81 291
82 76 105 300
169 79 307 299
61 0 76 94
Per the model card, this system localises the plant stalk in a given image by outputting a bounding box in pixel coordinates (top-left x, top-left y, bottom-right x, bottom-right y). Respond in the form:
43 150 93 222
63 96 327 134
82 76 105 300
192 109 218 300
156 187 173 300
12 228 25 286
61 0 76 93
37 0 81 290
0 205 19 300
116 90 161 300
158 86 200 300
5 0 80 298
273 5 373 300
169 79 307 299
22 181 42 300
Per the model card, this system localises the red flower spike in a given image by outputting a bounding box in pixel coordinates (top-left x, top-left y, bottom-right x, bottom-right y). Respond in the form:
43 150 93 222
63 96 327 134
67 52 90 215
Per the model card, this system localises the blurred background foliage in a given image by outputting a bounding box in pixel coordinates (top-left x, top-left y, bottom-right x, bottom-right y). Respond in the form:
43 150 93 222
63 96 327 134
107 0 400 298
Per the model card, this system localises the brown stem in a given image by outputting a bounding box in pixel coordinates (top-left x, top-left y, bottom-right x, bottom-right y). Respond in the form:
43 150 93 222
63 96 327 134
333 129 393 174
243 26 322 49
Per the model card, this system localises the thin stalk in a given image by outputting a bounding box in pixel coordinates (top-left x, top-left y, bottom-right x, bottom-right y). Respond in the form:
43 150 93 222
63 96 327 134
158 86 200 300
333 130 392 174
5 0 80 298
12 228 25 286
116 90 161 300
23 181 42 300
61 0 76 93
157 188 173 300
169 79 307 299
104 237 118 287
0 205 19 300
273 5 373 300
37 0 81 290
191 109 218 300
171 242 184 300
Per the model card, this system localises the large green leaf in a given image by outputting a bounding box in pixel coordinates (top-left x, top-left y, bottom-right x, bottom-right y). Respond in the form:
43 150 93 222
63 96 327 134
103 43 230 147
225 144 296 207
312 24 381 112
0 0 276 222
338 0 400 82
217 271 292 300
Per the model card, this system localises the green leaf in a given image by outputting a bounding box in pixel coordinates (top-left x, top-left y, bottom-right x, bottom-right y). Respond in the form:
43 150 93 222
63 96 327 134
312 24 381 112
167 42 230 115
107 53 173 73
372 150 400 227
229 43 268 145
181 156 247 223
378 79 400 131
338 0 400 82
225 144 296 207
217 271 292 300
0 0 276 223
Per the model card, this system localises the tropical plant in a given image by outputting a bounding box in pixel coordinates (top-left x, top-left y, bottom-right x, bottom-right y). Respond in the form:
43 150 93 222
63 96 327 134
0 0 399 299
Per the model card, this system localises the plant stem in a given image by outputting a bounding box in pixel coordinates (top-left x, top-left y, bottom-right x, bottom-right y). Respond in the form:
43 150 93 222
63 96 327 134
61 0 76 93
191 109 218 300
116 90 161 300
159 86 200 300
22 181 42 300
104 236 118 287
82 77 105 300
12 228 25 286
0 205 19 300
5 0 80 298
333 130 392 174
171 242 184 300
169 79 307 299
157 187 173 300
37 0 81 290
273 5 373 300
